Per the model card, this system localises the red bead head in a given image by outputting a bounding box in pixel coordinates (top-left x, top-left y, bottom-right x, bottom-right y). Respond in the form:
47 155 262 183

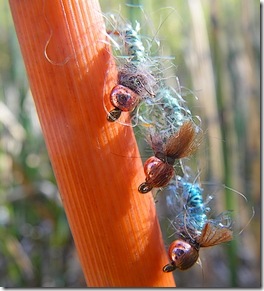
110 84 140 112
163 240 199 272
138 156 174 193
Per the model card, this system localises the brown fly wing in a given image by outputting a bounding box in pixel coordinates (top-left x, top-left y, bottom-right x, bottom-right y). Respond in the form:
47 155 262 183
165 121 200 159
197 222 233 247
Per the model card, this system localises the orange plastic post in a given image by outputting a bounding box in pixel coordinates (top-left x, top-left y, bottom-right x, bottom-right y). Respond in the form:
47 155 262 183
9 0 176 287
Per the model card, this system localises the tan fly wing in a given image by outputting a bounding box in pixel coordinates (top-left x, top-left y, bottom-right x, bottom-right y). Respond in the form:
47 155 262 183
197 222 233 247
165 121 200 159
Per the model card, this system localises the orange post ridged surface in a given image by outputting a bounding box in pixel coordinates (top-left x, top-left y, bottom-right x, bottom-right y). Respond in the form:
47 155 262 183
9 0 176 287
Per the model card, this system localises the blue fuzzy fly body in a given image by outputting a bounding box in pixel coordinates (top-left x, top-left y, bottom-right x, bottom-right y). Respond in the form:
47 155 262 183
124 22 146 64
177 176 208 233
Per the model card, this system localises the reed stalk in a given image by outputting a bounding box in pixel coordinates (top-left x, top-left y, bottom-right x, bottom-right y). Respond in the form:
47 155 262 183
9 0 175 287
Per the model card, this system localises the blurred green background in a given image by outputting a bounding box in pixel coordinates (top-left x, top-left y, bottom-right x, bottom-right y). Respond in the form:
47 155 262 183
0 0 260 287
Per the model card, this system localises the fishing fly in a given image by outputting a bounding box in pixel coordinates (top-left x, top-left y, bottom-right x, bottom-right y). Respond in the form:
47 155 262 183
105 15 159 124
161 173 254 273
138 121 201 193
162 174 233 272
